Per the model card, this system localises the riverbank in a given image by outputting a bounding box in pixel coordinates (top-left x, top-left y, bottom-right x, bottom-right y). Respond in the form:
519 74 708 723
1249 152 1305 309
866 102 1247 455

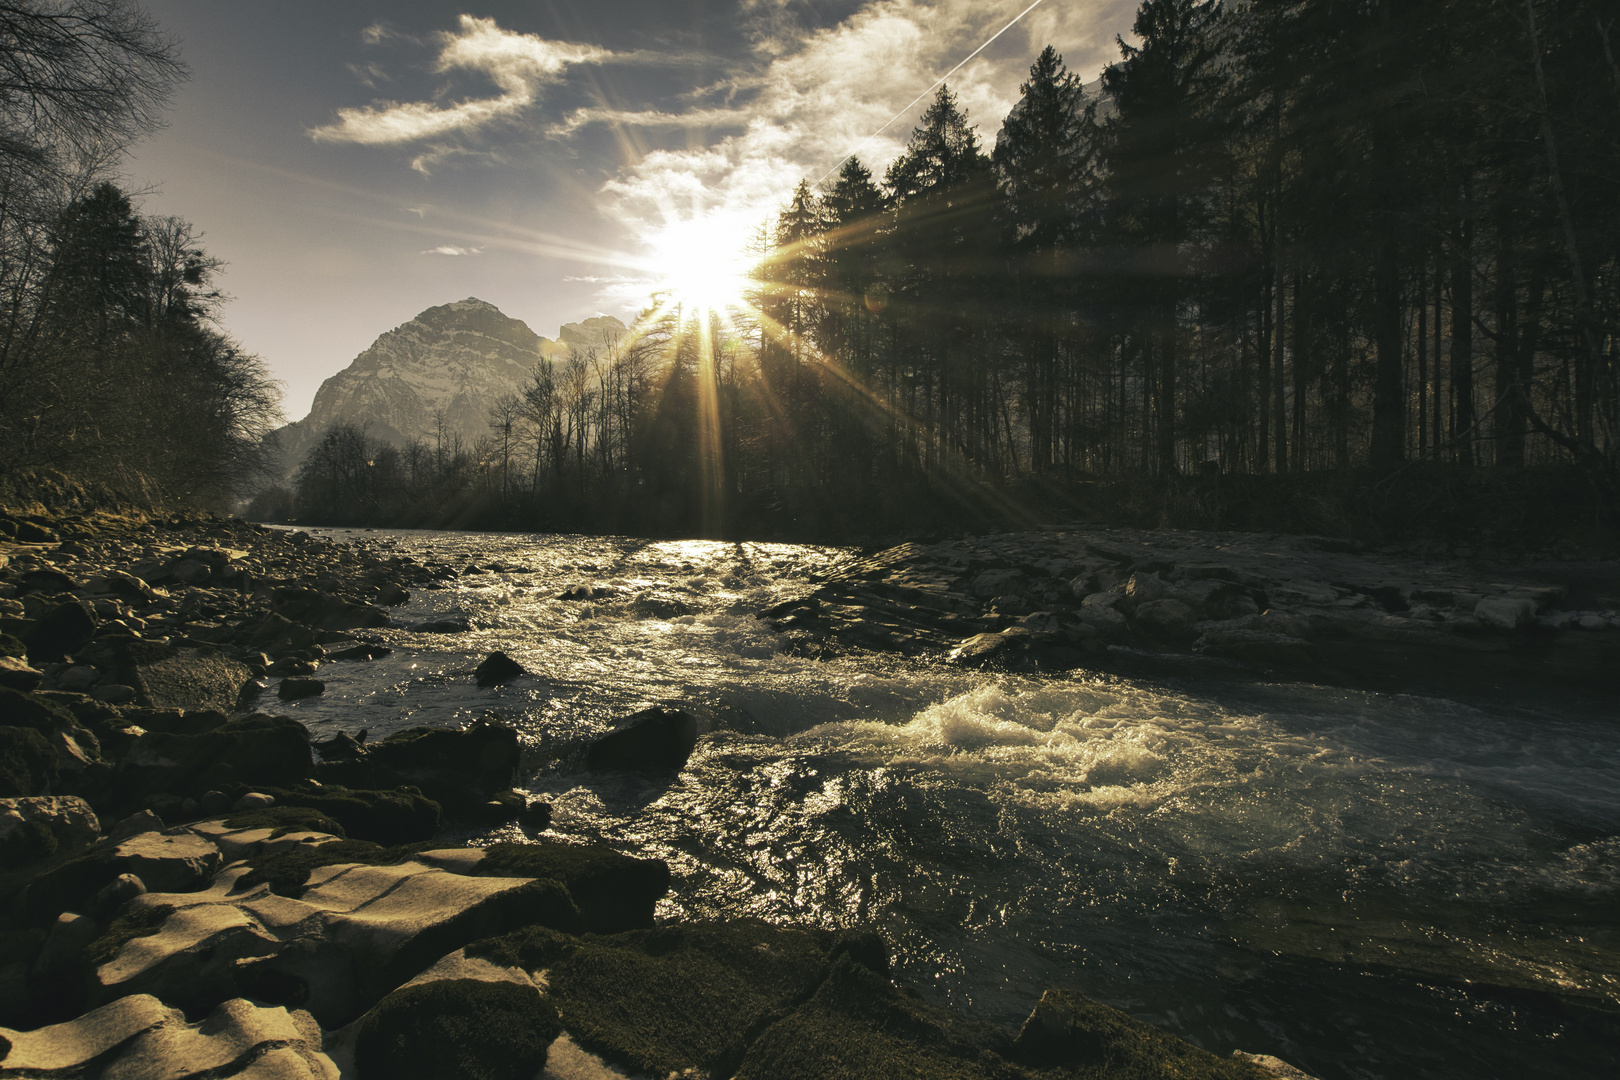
0 511 1315 1078
768 528 1620 700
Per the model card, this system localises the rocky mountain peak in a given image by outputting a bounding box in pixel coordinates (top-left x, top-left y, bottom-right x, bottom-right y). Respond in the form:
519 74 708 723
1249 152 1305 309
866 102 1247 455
272 301 624 476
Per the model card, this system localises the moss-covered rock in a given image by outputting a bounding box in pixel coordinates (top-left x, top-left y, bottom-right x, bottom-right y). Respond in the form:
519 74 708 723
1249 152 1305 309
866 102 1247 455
0 726 56 797
474 841 668 932
545 920 834 1078
354 978 560 1080
1012 989 1274 1079
83 903 175 968
735 955 1017 1080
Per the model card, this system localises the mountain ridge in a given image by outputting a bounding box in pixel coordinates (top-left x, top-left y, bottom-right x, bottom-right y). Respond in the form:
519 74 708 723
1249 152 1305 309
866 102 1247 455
272 298 626 475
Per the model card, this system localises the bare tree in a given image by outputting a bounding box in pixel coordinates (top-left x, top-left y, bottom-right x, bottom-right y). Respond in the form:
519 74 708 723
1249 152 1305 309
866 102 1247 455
0 0 184 173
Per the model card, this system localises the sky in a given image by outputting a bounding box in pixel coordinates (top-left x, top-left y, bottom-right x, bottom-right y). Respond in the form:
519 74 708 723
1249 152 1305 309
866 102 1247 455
123 0 1140 421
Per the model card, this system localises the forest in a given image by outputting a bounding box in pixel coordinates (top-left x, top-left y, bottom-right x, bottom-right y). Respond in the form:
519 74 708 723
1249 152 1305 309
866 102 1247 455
0 1 282 510
274 0 1620 543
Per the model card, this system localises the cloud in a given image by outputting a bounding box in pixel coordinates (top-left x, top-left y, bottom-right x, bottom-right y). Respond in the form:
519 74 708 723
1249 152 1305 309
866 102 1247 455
547 105 752 138
593 0 1137 255
311 15 612 146
421 245 483 256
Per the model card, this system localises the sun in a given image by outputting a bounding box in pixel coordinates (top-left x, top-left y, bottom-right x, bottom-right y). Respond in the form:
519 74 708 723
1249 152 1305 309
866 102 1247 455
645 213 758 316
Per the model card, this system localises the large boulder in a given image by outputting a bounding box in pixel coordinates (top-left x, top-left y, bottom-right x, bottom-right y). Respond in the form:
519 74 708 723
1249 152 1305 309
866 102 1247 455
0 654 43 692
133 648 252 712
584 707 698 775
318 721 519 812
353 977 558 1080
0 726 56 797
473 651 525 687
272 587 390 632
120 714 314 800
26 600 96 664
0 796 99 869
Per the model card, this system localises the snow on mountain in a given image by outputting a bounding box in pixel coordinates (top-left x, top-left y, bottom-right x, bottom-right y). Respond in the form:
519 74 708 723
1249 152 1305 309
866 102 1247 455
272 298 625 474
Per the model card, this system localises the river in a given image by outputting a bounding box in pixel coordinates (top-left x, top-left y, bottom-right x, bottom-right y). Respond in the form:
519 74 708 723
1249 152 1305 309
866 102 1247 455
272 527 1619 1080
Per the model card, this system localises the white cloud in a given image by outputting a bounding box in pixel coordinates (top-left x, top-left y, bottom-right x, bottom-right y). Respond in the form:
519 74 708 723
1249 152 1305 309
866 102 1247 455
589 0 1136 263
421 245 483 256
311 15 611 145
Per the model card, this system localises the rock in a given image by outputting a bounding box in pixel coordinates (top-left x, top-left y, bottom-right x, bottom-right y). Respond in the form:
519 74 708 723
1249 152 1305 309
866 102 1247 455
89 683 136 704
353 978 558 1080
30 911 100 1021
121 714 314 799
271 587 390 632
94 873 147 920
124 644 252 712
103 571 156 603
0 726 56 796
375 582 410 606
1134 598 1199 640
111 830 223 892
1075 602 1128 640
165 558 212 585
584 707 698 775
473 650 525 687
0 654 43 692
246 612 318 656
26 600 96 664
50 728 94 773
0 796 99 858
948 627 1086 672
0 994 337 1079
16 567 76 595
260 785 441 845
1475 596 1537 632
13 520 59 544
278 677 326 700
1012 988 1269 1077
54 664 96 692
1125 571 1173 606
411 617 471 634
234 792 276 810
319 720 519 811
89 853 583 1024
1234 1050 1322 1079
267 656 318 676
970 568 1026 598
1578 614 1609 631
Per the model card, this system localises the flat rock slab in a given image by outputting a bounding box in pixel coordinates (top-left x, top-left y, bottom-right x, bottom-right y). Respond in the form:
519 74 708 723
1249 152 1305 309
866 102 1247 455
91 854 576 1026
111 830 223 892
132 649 252 712
0 993 336 1079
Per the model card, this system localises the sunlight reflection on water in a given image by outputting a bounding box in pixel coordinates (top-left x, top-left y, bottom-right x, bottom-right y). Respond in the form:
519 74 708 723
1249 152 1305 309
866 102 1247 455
276 527 1620 1080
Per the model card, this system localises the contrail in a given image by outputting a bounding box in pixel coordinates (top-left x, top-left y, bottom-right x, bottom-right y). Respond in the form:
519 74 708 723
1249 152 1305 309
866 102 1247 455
817 0 1049 185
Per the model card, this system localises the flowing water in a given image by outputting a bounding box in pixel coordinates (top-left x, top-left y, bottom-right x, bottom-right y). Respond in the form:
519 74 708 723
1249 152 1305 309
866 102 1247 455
276 527 1620 1080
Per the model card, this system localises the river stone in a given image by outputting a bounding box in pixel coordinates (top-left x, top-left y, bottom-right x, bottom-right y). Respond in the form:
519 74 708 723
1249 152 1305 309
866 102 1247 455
279 677 326 700
0 796 99 851
970 569 1026 598
474 650 525 687
1475 596 1537 632
1134 598 1199 640
0 994 337 1079
0 726 56 797
584 707 698 775
0 654 43 691
27 600 97 664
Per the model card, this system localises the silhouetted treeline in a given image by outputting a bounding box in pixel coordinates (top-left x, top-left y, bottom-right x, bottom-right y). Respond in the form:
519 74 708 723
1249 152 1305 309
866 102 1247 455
0 1 281 509
276 0 1618 540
